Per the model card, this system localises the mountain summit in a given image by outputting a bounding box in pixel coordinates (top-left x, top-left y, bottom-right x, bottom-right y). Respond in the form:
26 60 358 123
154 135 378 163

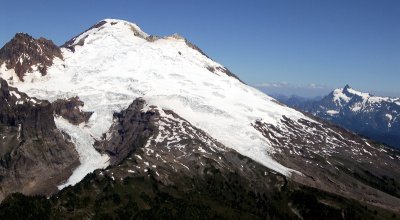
0 19 399 217
0 33 62 81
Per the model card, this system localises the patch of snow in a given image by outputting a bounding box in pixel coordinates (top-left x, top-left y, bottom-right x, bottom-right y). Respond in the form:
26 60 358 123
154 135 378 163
347 88 369 100
16 124 22 140
351 102 363 112
10 91 21 99
368 96 387 104
363 139 371 147
332 88 350 106
362 148 373 156
0 63 18 82
326 110 339 116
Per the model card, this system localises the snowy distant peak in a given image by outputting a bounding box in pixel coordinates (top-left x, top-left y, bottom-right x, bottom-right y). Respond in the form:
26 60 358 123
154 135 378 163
279 84 400 148
331 85 399 107
326 85 400 131
343 84 351 90
0 33 62 81
342 85 370 99
341 84 353 97
331 85 383 107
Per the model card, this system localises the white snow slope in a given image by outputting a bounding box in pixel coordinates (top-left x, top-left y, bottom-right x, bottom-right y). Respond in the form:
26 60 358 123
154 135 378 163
1 19 310 186
55 117 110 189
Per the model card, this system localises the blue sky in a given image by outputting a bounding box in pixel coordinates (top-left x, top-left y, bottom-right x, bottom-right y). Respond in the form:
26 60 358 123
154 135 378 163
1 0 399 97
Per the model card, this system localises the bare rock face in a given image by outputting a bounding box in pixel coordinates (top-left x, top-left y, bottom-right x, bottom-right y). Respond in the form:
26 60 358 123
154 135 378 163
0 33 62 81
0 79 79 201
95 99 155 165
52 96 93 125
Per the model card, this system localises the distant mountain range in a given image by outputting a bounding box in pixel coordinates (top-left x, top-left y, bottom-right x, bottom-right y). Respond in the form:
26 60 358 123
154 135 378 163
273 85 400 149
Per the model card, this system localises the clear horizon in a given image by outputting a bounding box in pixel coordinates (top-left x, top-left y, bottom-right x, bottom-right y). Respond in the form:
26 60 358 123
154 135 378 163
1 0 399 97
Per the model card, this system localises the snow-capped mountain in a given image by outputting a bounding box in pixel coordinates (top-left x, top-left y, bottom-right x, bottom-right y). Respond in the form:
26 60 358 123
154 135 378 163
0 19 399 217
279 85 400 149
2 19 305 179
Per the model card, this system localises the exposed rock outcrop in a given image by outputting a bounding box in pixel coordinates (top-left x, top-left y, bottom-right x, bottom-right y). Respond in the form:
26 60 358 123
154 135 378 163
0 79 79 201
95 99 155 165
52 96 93 125
0 33 62 80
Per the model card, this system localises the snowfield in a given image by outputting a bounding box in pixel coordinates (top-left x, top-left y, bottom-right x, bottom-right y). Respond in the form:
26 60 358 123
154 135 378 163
2 19 309 185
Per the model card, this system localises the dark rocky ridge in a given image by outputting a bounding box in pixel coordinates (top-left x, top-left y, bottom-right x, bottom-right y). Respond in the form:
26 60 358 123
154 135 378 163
52 96 93 125
0 33 62 81
95 99 155 165
0 79 79 201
